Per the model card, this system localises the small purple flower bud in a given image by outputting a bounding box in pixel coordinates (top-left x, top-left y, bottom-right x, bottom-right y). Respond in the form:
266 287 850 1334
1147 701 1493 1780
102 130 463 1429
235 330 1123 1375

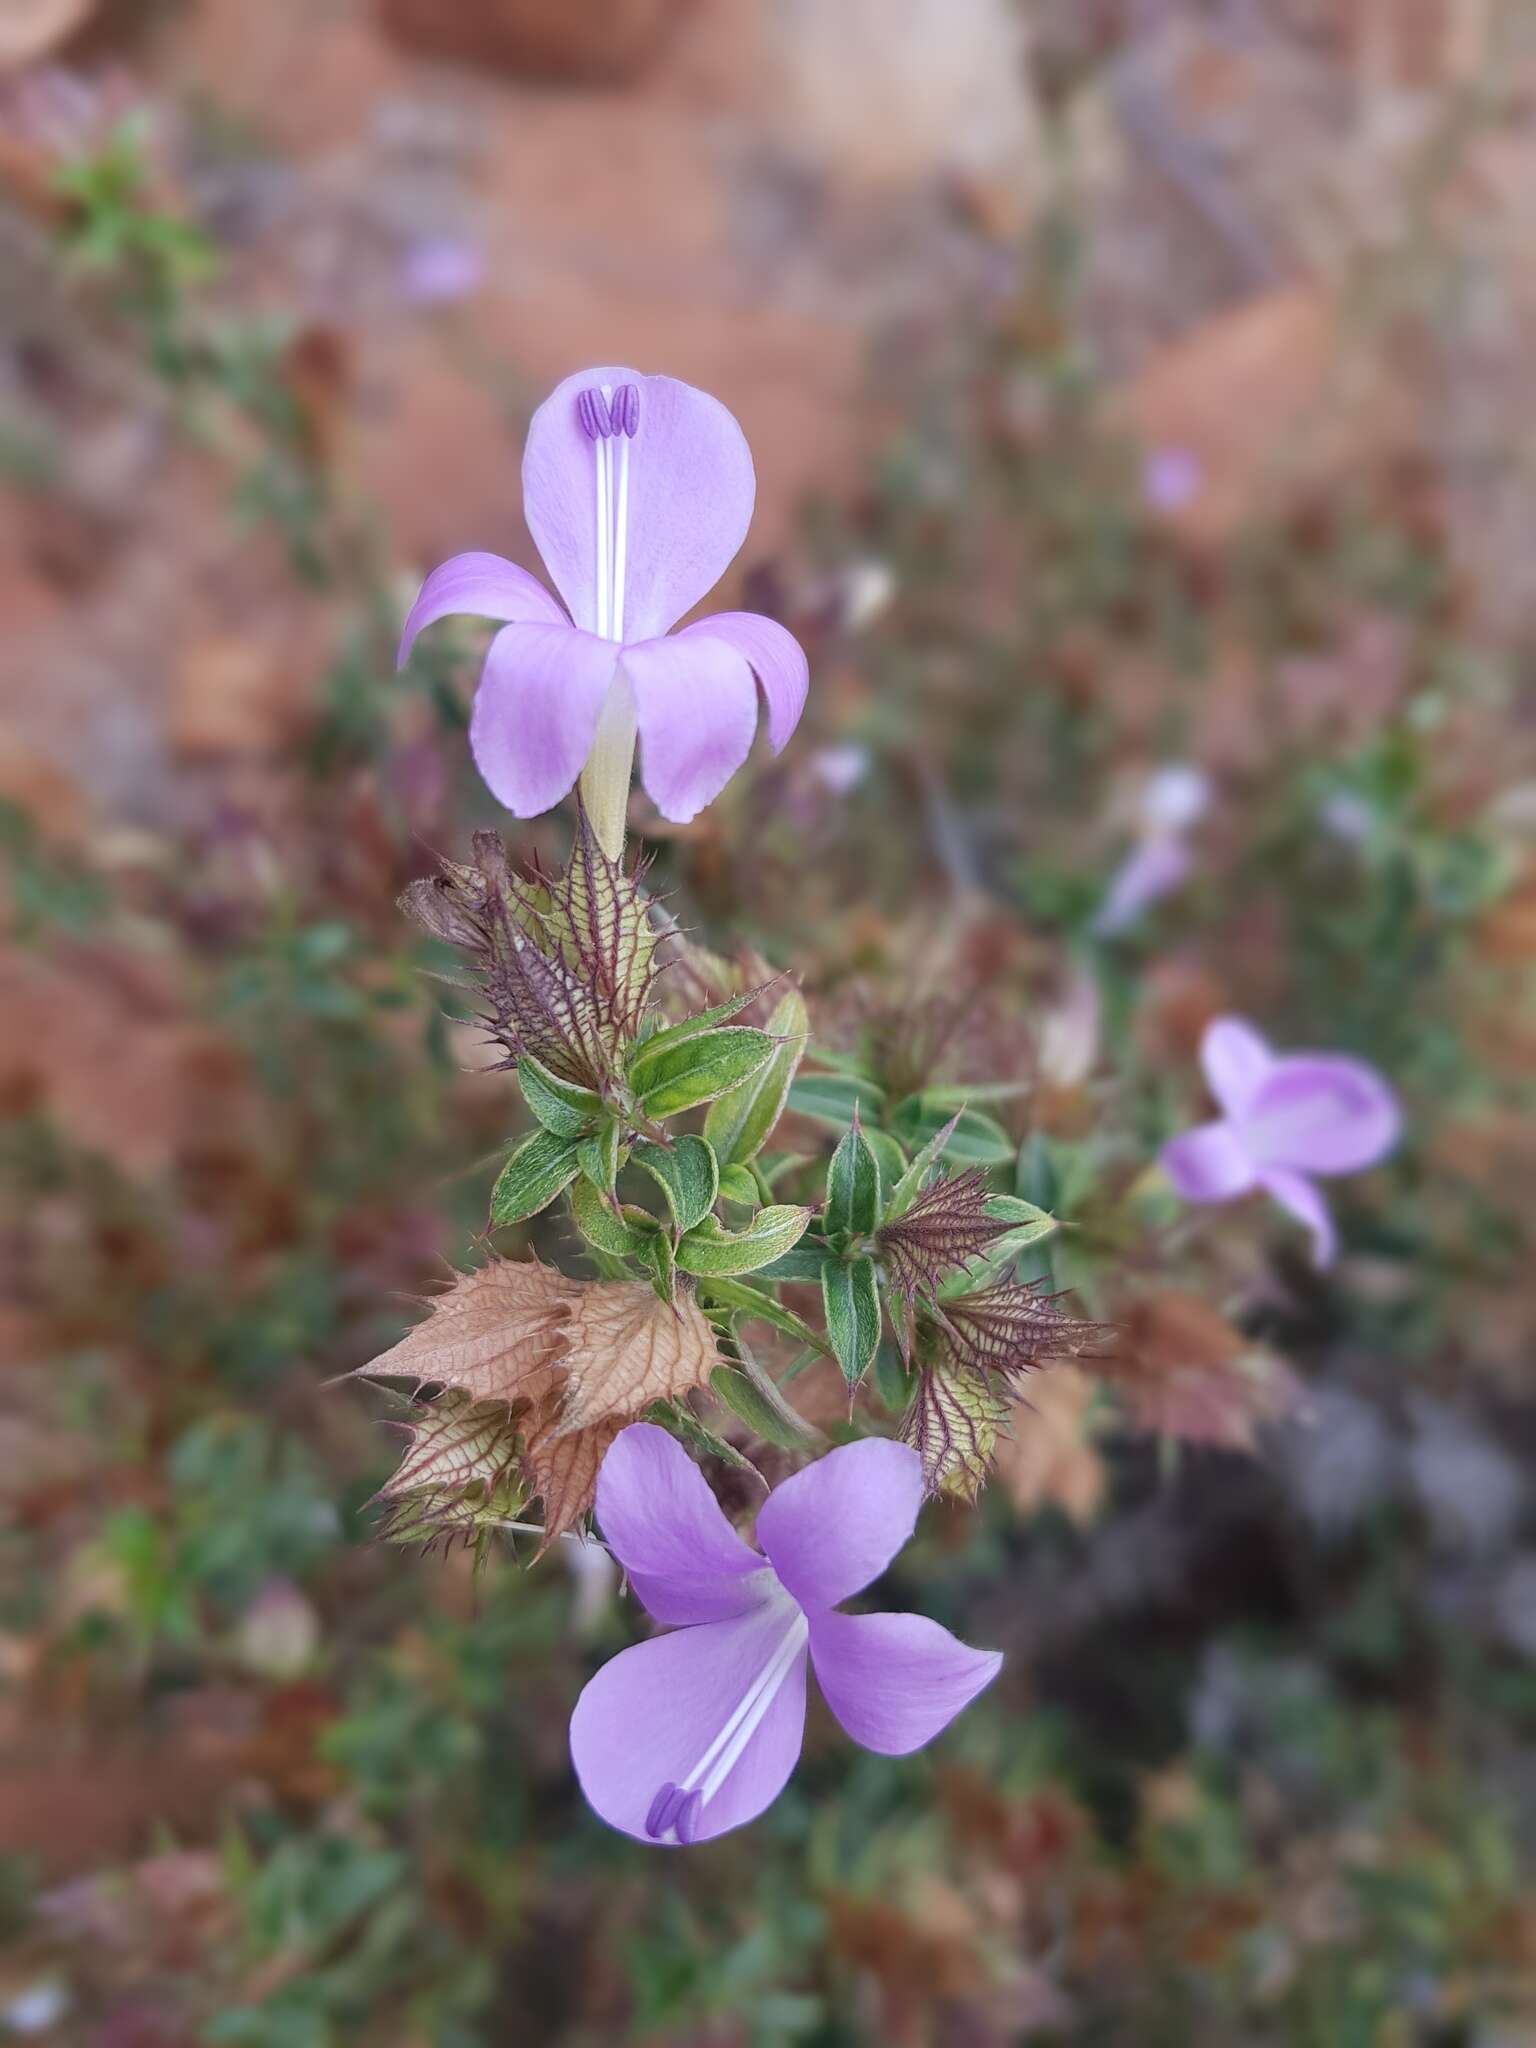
614 383 639 437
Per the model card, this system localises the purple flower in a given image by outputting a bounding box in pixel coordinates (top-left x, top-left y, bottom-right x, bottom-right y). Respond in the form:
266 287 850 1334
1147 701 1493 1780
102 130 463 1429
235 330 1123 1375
569 1424 1001 1845
397 367 808 841
1159 1016 1401 1267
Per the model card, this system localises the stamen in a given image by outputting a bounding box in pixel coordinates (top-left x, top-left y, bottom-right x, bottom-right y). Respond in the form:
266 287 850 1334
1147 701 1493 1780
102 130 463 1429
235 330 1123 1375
613 383 639 437
673 1790 703 1844
639 1605 806 1843
612 414 631 642
645 1781 685 1840
576 386 613 440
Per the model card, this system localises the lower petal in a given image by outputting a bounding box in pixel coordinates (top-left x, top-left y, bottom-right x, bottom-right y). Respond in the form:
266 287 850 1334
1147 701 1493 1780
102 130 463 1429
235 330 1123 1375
469 621 616 817
1160 1120 1258 1204
570 1603 808 1845
675 612 808 753
624 635 758 822
808 1610 1002 1755
397 552 567 667
1261 1168 1338 1267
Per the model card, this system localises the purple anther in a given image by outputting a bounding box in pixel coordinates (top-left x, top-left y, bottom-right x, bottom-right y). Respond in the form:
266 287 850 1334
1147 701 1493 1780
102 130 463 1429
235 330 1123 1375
644 1781 686 1839
576 386 613 440
613 383 640 437
673 1790 704 1844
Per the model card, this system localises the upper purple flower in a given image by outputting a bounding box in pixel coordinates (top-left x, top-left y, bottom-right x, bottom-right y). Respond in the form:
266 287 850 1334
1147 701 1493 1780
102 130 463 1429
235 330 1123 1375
569 1425 1001 1846
1159 1015 1401 1267
397 366 809 826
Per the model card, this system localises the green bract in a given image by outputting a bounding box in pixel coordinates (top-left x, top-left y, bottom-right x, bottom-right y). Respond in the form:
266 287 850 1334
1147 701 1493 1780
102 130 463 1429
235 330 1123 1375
489 1127 581 1226
674 1206 811 1278
630 1026 776 1120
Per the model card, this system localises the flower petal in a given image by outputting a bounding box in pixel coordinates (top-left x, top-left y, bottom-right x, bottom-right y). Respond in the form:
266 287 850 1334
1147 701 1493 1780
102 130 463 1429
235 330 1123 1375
755 1439 922 1612
468 621 616 817
523 367 755 641
675 612 808 754
625 634 758 822
1201 1015 1274 1118
1260 1168 1338 1268
1160 1120 1259 1203
397 551 567 667
569 1604 807 1845
808 1609 1002 1755
1240 1057 1401 1176
593 1424 772 1625
1091 837 1193 937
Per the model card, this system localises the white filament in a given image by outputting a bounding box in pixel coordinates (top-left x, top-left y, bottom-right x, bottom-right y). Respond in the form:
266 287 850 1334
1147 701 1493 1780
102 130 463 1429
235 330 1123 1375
591 384 632 645
677 1606 807 1818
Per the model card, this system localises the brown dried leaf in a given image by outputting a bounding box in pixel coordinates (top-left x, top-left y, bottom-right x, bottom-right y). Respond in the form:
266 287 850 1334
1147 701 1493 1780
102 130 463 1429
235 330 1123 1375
523 1404 624 1546
354 1259 576 1408
554 1281 721 1433
991 1367 1105 1524
0 0 92 68
382 1395 525 1500
1100 1291 1301 1450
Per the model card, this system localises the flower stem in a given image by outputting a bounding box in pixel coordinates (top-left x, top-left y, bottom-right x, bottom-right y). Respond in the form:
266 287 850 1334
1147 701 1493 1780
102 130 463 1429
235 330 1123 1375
580 681 637 859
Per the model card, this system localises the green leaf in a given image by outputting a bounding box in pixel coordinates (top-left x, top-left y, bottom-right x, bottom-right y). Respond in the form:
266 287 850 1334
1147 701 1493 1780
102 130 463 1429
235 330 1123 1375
1016 1133 1059 1211
704 987 808 1166
872 1340 916 1416
917 1082 1030 1109
696 1276 831 1356
643 1397 759 1476
821 1255 882 1388
576 1119 624 1196
890 1095 1014 1165
708 1347 822 1452
824 1119 883 1242
674 1206 811 1278
635 1225 677 1304
631 1027 776 1120
863 1127 907 1192
569 1176 654 1257
627 986 773 1065
489 1127 580 1226
755 1241 833 1283
787 1072 887 1128
516 1055 604 1139
984 1194 1057 1244
717 1162 759 1206
885 1113 961 1221
633 1134 719 1234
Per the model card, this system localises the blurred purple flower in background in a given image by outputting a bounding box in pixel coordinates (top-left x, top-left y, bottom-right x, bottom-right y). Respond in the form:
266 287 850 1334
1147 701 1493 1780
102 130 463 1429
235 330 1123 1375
1142 445 1202 514
400 233 485 305
1160 1015 1400 1266
569 1425 1001 1845
397 366 808 842
1092 762 1211 937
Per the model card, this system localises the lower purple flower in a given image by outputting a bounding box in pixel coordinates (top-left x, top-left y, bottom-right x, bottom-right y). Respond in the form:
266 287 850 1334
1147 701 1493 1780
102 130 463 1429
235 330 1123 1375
1159 1015 1401 1267
569 1425 1002 1845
